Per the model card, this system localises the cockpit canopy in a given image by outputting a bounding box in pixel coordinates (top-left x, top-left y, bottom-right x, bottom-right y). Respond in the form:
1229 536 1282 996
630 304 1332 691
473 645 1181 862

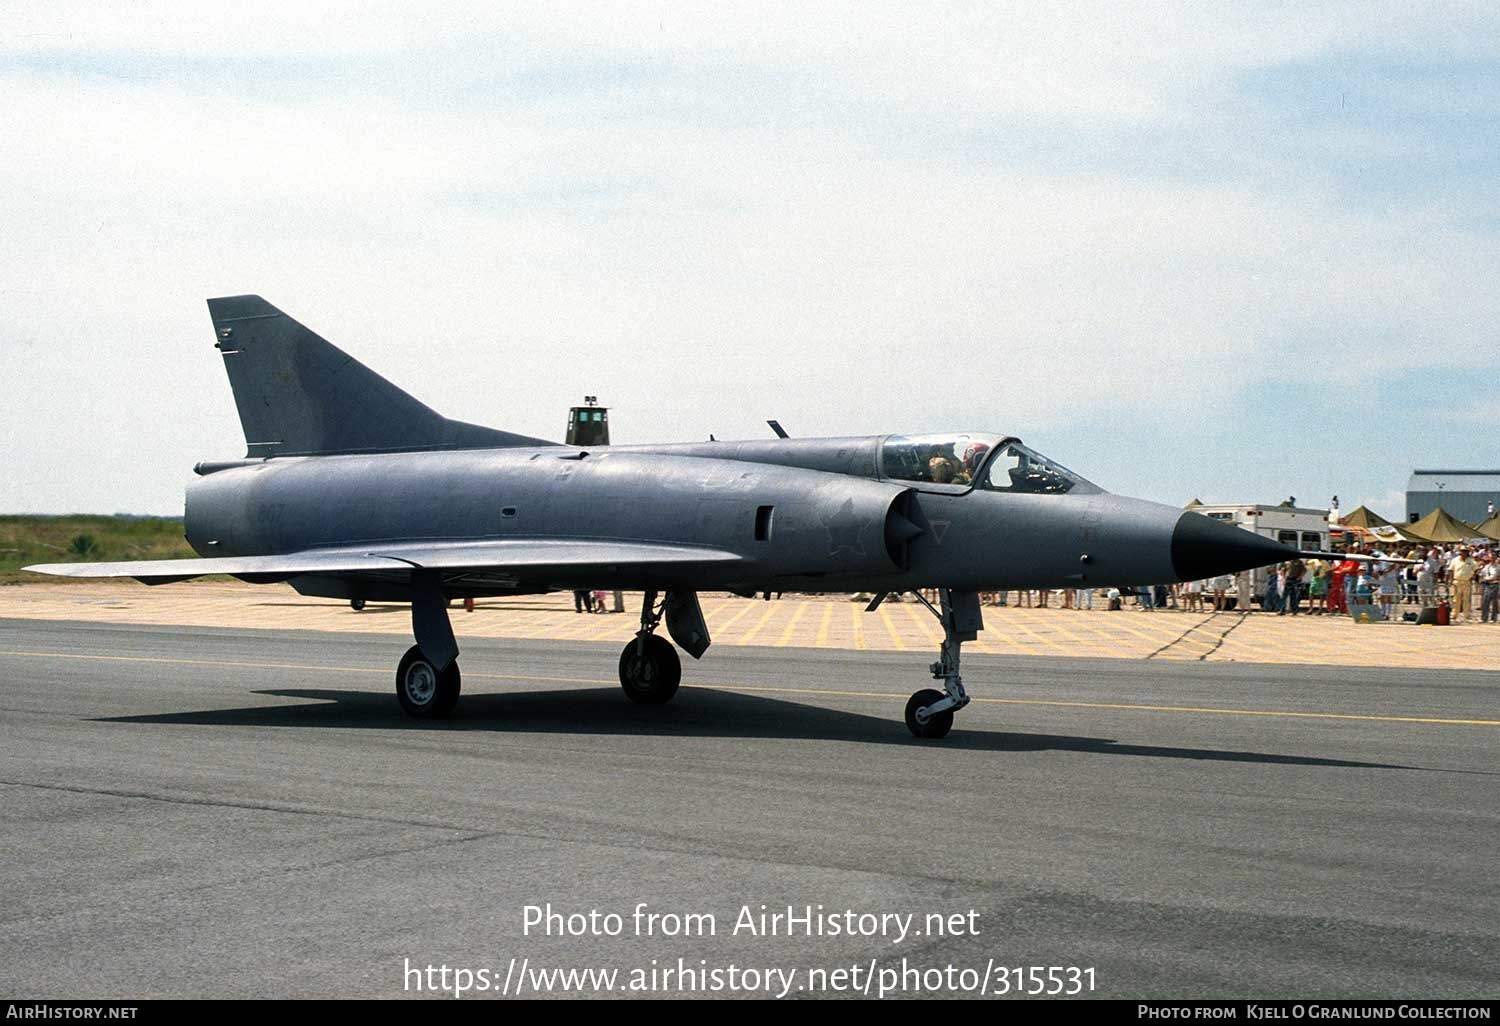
879 434 1096 494
880 434 998 487
981 441 1095 494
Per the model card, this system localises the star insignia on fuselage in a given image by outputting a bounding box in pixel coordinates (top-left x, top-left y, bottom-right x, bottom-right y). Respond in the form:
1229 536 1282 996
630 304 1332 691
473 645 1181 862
822 498 867 557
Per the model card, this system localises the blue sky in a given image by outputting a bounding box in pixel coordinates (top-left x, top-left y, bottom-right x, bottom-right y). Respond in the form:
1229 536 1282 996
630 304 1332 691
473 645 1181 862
1 3 1496 516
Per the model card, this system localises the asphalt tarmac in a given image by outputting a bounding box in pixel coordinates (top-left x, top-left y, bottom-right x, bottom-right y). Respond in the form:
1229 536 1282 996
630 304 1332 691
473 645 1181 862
1 617 1497 999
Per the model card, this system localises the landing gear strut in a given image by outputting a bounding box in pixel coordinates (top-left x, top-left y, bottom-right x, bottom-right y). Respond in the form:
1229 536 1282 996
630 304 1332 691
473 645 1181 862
902 588 982 739
618 589 681 704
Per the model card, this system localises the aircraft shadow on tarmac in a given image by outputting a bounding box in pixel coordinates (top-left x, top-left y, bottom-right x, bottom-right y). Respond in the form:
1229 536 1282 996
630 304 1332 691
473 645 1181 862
100 686 1408 769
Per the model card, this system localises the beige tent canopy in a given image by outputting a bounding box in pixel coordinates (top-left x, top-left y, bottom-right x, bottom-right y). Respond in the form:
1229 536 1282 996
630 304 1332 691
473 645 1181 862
1339 505 1392 529
1404 507 1487 544
1472 513 1500 542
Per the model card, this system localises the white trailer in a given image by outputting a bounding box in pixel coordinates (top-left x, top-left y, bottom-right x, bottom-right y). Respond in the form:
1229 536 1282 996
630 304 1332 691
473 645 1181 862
1187 504 1331 607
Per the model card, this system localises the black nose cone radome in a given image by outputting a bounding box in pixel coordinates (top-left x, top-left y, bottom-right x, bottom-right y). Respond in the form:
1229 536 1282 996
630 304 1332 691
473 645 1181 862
1170 511 1297 582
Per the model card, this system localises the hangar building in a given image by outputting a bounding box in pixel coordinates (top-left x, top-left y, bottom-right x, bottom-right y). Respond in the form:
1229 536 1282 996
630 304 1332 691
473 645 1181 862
1405 470 1499 525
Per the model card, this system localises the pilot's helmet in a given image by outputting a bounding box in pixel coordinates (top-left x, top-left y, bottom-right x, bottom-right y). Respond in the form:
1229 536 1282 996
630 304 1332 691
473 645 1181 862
962 442 990 468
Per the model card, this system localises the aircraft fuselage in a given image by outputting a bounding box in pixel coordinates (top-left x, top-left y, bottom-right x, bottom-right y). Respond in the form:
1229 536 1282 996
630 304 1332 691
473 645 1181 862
185 436 1188 602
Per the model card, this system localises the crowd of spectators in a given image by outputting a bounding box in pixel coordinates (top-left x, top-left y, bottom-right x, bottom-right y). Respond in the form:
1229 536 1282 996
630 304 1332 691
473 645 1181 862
972 542 1499 623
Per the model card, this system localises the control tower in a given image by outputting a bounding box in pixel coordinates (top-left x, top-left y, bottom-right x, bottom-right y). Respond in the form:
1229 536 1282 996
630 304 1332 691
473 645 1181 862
566 396 609 446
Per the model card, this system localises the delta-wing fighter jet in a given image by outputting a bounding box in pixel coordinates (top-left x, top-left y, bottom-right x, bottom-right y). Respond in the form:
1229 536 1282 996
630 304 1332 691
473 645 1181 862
29 296 1302 737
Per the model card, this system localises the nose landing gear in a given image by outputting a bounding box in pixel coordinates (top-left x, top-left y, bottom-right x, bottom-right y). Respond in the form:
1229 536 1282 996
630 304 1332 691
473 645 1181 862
873 588 981 739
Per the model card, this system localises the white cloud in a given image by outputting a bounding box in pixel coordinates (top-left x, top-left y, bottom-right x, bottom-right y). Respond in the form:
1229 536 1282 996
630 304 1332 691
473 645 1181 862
0 2 408 58
2 4 1498 511
1433 399 1500 423
0 74 496 200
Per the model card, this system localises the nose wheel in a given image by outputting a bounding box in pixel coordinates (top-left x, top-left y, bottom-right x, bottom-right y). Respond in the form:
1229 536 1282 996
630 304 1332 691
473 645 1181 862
905 688 954 739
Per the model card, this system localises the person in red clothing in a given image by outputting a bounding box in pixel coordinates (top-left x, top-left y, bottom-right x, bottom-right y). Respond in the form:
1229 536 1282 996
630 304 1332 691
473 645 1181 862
1329 547 1363 615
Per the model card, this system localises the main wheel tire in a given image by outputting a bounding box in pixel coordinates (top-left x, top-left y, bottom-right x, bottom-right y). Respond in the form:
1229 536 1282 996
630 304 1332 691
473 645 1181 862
905 688 953 739
396 644 461 718
350 598 366 611
618 634 682 705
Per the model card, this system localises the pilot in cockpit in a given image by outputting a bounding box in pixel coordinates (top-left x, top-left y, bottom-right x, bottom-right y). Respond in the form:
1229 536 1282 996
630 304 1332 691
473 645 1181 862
953 441 990 485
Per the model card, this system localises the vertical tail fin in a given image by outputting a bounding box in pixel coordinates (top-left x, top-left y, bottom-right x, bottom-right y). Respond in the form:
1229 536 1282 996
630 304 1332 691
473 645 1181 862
207 295 553 457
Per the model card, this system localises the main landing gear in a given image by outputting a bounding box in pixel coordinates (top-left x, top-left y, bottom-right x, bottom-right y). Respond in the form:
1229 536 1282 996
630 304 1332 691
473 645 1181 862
871 588 983 739
391 581 699 719
618 589 682 704
395 573 462 719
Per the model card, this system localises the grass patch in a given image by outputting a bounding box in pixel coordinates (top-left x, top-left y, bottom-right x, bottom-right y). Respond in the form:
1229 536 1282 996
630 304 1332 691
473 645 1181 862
0 515 197 584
